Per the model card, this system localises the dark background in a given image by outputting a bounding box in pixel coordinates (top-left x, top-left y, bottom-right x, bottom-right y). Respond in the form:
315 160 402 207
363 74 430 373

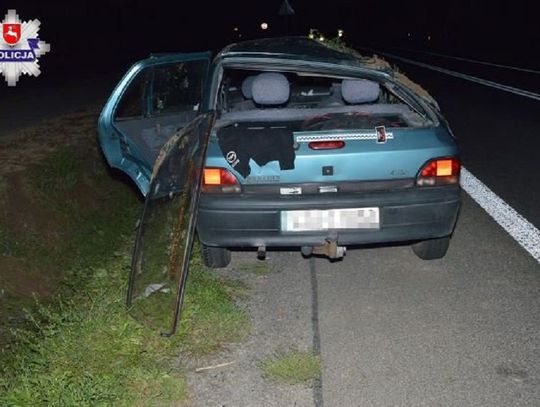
8 0 539 84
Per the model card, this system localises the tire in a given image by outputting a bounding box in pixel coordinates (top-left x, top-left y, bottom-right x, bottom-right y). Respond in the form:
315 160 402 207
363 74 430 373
411 236 450 260
201 244 231 268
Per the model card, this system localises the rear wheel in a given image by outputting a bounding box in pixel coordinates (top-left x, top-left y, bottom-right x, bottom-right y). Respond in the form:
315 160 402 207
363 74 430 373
201 244 231 268
412 236 450 260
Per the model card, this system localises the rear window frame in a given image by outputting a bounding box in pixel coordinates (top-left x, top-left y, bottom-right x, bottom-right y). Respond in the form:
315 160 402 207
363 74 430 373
211 57 438 126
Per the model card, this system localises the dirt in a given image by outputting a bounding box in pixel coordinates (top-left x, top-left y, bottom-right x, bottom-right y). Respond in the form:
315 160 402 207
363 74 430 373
0 109 100 176
393 70 437 104
0 180 65 318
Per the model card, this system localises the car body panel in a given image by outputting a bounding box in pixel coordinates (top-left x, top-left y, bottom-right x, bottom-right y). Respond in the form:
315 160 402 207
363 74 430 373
198 185 460 247
205 126 457 184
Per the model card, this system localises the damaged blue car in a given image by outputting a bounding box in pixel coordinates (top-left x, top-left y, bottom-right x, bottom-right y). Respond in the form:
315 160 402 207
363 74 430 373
98 37 460 334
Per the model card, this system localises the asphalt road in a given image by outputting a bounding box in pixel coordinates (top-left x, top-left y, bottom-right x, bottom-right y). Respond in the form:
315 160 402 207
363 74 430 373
376 47 540 93
190 194 539 406
317 194 539 406
315 49 540 406
376 48 540 231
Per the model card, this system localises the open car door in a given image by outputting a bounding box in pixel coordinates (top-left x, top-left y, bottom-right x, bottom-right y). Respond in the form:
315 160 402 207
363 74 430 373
127 112 215 336
98 52 211 195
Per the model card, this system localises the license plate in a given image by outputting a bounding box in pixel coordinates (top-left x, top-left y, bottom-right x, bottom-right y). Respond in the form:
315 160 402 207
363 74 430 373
281 208 380 231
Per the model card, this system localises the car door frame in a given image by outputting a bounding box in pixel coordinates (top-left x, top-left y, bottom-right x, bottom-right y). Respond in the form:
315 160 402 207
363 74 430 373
98 51 212 196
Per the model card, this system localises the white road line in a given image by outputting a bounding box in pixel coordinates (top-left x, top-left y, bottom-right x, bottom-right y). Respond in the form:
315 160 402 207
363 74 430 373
378 51 540 101
393 47 540 74
461 167 540 264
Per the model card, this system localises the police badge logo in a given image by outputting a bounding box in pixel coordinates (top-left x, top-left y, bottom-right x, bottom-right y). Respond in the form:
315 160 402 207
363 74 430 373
3 23 20 45
0 9 51 86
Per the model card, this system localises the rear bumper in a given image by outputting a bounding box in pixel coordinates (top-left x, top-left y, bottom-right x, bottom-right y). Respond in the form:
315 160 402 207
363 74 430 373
197 185 461 247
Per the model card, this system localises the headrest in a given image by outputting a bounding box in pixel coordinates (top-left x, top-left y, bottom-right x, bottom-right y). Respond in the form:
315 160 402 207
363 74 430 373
341 79 380 104
241 75 256 99
251 72 290 105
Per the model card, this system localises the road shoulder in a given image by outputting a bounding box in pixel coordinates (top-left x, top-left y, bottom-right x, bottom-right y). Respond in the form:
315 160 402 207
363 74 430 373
185 251 316 406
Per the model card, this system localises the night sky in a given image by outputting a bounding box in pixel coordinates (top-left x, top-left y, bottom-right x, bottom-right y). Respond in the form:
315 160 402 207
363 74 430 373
8 0 540 82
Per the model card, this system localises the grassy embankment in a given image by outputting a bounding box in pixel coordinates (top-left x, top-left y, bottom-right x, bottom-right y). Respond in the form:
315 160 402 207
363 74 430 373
0 110 249 405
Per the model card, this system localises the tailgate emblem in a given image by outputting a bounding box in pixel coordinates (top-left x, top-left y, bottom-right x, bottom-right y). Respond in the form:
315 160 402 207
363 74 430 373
226 150 240 167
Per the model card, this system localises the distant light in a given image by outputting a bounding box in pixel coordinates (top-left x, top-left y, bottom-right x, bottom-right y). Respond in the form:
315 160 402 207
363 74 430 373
407 32 411 37
338 29 344 38
261 22 268 30
233 26 239 32
427 35 431 41
319 35 325 42
309 33 315 39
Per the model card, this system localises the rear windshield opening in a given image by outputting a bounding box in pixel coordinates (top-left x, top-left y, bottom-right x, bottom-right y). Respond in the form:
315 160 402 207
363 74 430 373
216 68 430 130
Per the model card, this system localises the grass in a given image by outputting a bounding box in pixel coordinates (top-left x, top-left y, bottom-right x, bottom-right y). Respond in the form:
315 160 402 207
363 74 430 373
31 148 82 193
237 261 279 276
0 226 27 257
0 127 251 405
176 247 251 355
259 350 321 385
0 245 249 406
0 250 188 406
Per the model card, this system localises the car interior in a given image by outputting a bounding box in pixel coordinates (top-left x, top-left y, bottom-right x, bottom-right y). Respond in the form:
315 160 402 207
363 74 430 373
112 65 429 169
210 69 431 178
215 69 428 130
112 61 205 166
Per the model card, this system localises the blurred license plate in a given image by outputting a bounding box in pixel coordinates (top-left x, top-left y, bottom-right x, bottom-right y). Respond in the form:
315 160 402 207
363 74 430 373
281 208 379 231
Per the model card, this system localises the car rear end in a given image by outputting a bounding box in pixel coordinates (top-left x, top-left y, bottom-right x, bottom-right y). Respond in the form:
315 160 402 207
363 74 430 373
197 61 460 265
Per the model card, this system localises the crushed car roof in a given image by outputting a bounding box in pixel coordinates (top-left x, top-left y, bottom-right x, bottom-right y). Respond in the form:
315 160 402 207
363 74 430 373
218 36 437 104
218 37 392 72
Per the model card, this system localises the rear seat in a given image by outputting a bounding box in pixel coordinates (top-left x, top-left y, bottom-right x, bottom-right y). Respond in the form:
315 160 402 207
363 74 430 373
221 76 420 125
251 72 290 106
316 82 343 107
232 72 290 111
341 79 380 104
231 75 257 112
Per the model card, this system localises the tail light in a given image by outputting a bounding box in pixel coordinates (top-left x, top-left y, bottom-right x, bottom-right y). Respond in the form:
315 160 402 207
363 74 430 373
202 167 241 193
309 140 345 150
417 158 460 186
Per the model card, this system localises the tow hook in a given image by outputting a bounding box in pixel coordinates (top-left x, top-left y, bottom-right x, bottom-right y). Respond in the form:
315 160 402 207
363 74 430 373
257 246 266 260
303 237 346 259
